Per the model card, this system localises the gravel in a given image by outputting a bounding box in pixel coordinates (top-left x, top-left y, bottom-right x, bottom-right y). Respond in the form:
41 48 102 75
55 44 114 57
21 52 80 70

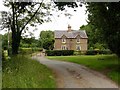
33 56 119 88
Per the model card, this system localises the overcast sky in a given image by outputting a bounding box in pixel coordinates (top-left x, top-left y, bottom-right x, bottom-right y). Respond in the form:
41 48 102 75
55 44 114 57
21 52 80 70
0 0 88 39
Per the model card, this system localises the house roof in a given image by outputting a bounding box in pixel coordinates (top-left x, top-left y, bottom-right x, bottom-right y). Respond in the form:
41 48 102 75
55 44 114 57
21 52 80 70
54 30 88 39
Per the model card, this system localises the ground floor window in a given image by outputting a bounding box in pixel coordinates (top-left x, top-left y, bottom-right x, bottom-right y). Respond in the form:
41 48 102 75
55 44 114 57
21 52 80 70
76 45 81 51
61 45 67 50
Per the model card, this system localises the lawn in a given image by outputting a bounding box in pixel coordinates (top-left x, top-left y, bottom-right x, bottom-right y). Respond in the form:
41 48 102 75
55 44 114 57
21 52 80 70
2 55 56 88
47 55 120 85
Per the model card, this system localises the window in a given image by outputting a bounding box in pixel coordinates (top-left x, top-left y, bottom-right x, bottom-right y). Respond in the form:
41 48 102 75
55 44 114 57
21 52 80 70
76 38 80 43
76 45 81 51
62 38 66 43
61 45 67 50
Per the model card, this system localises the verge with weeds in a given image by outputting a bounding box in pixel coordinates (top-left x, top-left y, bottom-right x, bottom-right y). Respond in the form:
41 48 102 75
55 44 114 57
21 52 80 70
3 55 56 88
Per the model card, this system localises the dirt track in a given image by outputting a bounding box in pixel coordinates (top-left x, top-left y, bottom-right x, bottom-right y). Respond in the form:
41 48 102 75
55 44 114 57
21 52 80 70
33 56 119 88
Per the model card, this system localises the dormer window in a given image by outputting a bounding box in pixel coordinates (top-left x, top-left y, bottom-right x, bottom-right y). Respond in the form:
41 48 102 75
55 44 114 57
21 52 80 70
76 38 80 43
62 38 66 43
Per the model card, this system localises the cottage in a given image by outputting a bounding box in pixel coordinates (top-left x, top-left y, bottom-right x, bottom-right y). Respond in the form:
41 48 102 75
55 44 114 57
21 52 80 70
54 25 88 52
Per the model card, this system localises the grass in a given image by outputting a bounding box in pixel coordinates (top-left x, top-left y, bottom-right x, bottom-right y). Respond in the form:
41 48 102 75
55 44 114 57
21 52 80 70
2 55 56 88
47 55 120 85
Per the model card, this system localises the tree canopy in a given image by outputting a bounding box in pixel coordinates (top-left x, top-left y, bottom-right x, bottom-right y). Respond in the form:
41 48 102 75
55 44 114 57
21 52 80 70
86 2 120 57
80 24 108 50
1 0 79 55
39 30 54 50
1 0 53 54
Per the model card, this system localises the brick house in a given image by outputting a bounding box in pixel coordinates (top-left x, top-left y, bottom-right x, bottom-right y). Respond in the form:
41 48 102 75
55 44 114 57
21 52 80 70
54 25 88 51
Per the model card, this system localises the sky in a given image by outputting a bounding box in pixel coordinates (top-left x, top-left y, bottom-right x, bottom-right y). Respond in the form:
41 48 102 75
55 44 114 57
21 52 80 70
0 0 88 39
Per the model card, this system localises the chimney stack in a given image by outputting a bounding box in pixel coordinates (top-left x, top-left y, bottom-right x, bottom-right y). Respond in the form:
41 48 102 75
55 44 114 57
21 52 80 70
67 24 72 32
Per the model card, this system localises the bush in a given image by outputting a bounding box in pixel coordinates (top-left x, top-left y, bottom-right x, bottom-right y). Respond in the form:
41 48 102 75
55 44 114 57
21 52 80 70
19 48 32 54
74 51 82 55
85 50 112 55
32 48 43 52
46 50 74 56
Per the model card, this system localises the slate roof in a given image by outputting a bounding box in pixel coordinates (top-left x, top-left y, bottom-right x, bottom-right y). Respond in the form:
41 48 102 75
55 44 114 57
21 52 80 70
54 30 88 39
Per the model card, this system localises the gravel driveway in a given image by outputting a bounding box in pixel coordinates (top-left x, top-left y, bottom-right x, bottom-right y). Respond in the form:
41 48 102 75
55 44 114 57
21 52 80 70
33 56 119 88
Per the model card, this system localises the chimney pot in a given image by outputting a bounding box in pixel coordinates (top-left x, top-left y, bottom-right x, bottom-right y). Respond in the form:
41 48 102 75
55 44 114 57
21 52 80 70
67 24 72 32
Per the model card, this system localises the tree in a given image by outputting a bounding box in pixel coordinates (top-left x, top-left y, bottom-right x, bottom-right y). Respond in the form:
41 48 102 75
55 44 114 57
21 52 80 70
1 0 81 55
86 3 120 57
1 0 51 54
39 30 54 50
80 24 108 50
20 37 39 48
43 39 54 50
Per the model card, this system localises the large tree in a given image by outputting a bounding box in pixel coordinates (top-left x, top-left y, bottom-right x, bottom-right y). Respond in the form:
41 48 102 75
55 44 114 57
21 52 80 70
1 0 80 55
1 0 52 54
39 30 54 50
86 2 120 57
80 24 108 50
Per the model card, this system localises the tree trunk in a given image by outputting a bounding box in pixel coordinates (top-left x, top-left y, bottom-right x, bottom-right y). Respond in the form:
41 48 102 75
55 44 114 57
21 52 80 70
11 3 21 55
12 32 21 55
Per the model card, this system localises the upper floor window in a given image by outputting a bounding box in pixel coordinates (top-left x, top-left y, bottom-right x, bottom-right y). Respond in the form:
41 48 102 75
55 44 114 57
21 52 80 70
62 38 66 43
76 38 80 43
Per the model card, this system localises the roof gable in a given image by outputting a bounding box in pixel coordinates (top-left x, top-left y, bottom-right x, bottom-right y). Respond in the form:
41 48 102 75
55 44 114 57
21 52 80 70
75 34 81 38
61 34 67 38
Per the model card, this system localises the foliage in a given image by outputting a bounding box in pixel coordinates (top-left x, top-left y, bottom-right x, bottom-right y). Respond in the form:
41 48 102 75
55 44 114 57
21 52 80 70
46 50 74 56
39 30 54 50
74 51 82 55
54 2 78 10
48 55 120 85
20 37 39 48
2 32 12 50
86 3 120 57
19 48 43 55
80 24 108 50
2 55 56 88
1 0 83 55
43 39 55 50
1 1 52 54
40 30 54 39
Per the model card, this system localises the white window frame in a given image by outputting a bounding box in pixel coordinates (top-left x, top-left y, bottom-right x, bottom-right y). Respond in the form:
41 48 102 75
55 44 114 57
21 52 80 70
76 45 81 51
61 45 67 50
76 38 80 43
62 38 66 43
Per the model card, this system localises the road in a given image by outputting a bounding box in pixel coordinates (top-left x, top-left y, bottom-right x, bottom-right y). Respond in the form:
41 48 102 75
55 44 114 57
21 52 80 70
33 55 119 88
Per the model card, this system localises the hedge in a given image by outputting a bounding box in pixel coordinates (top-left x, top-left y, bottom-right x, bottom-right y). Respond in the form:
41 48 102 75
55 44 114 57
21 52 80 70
19 48 43 55
85 50 112 55
45 50 74 56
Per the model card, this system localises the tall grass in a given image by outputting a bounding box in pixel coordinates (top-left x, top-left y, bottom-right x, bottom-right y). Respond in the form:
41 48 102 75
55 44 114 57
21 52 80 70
3 55 56 88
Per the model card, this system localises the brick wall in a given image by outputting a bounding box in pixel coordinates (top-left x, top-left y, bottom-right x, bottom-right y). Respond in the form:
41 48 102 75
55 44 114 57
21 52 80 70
54 38 87 51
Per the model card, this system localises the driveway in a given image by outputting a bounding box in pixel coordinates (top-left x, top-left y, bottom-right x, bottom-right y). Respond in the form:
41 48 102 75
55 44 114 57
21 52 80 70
33 55 118 88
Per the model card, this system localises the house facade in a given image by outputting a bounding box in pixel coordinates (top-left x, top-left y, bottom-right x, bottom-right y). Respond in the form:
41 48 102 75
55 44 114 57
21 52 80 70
54 25 88 52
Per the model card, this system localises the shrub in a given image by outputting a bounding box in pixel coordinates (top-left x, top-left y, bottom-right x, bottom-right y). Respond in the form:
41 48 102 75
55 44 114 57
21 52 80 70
19 48 33 54
46 50 74 56
19 48 43 55
85 50 112 55
74 51 82 55
32 48 43 52
85 50 97 55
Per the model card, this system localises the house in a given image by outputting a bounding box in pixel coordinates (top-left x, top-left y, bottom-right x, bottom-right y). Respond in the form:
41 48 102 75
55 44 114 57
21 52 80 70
54 25 88 52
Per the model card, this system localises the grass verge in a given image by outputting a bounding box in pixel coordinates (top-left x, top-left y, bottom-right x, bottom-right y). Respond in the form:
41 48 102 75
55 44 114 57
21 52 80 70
47 55 120 85
3 55 56 88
